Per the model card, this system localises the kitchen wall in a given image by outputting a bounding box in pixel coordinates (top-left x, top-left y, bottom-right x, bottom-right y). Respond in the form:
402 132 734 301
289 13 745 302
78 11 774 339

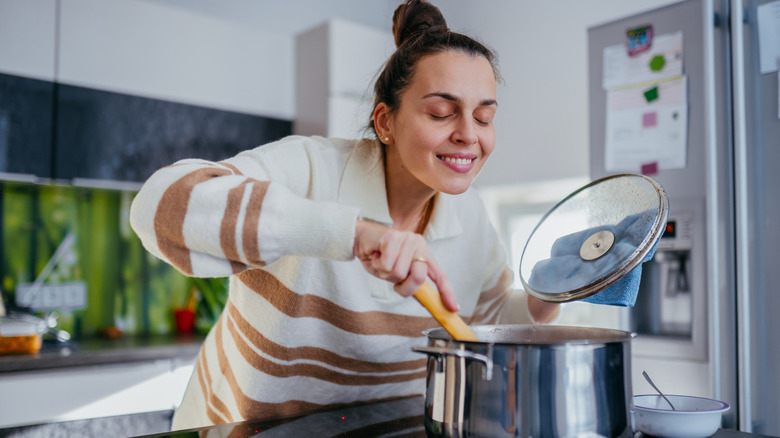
1 181 189 337
1 177 238 340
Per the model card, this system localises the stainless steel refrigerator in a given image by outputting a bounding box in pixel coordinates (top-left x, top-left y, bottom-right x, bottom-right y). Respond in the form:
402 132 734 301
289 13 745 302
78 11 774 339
588 0 780 433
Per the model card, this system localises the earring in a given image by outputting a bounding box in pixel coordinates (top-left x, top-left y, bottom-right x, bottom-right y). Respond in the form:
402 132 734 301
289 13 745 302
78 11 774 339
383 136 390 142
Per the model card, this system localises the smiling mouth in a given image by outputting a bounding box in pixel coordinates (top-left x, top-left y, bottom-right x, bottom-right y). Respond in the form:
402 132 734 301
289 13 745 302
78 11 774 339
437 155 475 165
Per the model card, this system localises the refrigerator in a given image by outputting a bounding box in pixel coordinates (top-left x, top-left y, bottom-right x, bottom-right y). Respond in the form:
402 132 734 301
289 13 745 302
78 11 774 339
587 0 780 434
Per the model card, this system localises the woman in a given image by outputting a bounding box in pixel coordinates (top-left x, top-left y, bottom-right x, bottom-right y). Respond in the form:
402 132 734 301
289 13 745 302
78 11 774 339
130 0 559 430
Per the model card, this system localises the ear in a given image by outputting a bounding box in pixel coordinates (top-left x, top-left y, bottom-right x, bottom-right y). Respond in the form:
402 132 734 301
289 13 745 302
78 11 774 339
373 102 393 144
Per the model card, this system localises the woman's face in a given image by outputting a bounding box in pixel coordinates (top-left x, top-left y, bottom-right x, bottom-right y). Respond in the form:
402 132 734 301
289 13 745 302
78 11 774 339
383 50 497 195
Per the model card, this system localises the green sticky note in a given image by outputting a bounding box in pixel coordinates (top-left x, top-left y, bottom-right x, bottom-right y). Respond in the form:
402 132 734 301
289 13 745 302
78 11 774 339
644 86 659 102
649 54 666 72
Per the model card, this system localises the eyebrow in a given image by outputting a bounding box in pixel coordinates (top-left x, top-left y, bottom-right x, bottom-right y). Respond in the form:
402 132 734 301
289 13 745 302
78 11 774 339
423 92 498 107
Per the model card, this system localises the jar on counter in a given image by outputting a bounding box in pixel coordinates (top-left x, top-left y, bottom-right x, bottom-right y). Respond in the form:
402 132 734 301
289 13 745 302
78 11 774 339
0 314 46 355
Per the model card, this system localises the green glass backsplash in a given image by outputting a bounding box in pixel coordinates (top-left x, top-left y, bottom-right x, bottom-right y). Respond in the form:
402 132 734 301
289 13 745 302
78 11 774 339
0 180 226 338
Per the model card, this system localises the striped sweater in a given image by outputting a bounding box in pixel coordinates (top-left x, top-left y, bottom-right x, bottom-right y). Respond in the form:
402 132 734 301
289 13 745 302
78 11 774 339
129 135 534 430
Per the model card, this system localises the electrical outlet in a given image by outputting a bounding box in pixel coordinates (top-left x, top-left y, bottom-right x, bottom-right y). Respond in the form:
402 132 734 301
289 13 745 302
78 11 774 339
15 282 87 311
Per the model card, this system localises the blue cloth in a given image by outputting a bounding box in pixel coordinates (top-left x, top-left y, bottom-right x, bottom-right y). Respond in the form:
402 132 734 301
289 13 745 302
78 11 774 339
580 244 656 306
527 211 657 307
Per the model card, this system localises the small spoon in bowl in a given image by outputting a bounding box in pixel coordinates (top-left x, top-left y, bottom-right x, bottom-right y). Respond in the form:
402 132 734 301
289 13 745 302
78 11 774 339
642 370 676 410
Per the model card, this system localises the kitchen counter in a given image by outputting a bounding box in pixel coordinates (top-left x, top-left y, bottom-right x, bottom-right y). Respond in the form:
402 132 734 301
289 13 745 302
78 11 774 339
0 333 205 373
132 396 776 438
0 333 204 429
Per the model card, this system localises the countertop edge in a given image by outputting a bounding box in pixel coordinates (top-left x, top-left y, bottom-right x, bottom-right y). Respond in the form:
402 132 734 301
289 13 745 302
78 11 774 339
0 334 205 373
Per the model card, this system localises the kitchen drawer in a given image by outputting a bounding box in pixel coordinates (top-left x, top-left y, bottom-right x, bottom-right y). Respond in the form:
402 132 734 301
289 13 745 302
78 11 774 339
0 357 193 428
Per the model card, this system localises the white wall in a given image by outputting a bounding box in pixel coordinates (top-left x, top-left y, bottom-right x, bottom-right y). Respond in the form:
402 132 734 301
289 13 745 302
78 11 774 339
434 0 683 187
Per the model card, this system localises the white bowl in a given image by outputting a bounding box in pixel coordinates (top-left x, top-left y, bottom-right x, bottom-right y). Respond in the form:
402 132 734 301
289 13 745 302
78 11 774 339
632 394 730 438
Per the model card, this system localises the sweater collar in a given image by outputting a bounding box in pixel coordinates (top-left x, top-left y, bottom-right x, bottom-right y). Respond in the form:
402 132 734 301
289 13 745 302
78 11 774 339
338 139 463 240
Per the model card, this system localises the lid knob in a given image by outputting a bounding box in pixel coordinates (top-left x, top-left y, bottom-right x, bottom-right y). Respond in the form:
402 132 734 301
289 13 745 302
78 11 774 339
579 230 615 261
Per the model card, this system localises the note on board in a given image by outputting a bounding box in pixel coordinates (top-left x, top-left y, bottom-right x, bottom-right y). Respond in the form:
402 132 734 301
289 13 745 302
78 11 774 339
605 76 688 172
602 31 683 90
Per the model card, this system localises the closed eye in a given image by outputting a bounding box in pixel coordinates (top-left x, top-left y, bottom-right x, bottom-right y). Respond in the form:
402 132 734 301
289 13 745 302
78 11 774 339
474 108 496 126
431 114 452 120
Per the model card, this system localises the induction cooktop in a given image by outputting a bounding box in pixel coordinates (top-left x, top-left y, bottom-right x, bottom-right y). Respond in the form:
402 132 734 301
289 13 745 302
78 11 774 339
134 396 426 438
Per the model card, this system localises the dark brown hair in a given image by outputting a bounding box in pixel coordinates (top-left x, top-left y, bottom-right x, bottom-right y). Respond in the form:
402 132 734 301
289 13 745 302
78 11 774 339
369 0 499 139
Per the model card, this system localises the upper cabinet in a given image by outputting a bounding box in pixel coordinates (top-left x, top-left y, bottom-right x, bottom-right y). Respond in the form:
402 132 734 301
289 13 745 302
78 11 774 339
57 0 294 121
295 19 394 139
0 0 57 179
0 0 294 184
0 74 54 179
53 84 291 184
0 0 57 82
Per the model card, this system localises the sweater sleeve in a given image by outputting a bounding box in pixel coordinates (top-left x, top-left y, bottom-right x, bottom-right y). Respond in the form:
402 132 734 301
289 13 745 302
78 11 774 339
129 136 360 278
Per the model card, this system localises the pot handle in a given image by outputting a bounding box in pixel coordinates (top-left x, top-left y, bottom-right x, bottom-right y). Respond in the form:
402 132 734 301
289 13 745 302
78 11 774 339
412 345 493 381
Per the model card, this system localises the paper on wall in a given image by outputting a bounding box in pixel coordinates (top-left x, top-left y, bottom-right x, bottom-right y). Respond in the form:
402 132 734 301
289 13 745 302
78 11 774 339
602 31 683 90
605 76 688 172
758 0 780 74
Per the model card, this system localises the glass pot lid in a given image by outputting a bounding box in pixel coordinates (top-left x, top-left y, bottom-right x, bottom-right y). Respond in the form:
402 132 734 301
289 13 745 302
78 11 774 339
519 174 669 303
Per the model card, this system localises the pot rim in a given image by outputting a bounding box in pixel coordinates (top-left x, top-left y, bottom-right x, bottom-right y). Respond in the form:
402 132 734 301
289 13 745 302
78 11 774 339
422 324 635 346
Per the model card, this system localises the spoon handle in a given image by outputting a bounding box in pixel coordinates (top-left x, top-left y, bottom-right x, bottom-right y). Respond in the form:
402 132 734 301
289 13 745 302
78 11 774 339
414 281 478 342
642 370 676 410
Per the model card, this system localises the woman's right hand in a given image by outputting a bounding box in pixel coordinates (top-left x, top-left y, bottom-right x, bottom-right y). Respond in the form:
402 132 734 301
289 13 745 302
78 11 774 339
353 220 459 312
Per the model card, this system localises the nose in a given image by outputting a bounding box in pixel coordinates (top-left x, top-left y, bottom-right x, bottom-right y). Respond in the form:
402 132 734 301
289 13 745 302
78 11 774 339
451 117 478 146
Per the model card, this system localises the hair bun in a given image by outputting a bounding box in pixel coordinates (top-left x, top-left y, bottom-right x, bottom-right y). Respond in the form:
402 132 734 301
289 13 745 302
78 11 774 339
392 0 448 48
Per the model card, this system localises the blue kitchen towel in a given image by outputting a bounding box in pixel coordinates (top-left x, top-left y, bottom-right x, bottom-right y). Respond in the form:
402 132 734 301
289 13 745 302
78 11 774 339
527 210 657 307
580 242 657 306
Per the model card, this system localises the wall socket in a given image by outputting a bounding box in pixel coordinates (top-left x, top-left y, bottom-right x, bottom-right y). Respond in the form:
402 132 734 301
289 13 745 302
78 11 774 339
15 282 87 311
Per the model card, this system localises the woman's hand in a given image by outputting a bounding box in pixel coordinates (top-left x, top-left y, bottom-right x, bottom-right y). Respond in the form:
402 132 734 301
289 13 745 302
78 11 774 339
528 297 560 324
354 220 458 312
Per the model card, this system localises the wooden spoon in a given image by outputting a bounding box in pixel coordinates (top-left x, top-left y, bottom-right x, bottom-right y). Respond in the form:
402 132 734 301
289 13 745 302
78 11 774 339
413 281 479 342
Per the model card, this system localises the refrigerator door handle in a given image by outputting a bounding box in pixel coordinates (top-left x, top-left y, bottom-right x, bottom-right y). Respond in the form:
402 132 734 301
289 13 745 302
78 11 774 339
730 0 752 432
703 0 722 405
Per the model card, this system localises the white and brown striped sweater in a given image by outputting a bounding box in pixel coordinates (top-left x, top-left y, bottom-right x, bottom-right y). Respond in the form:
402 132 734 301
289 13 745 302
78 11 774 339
129 135 534 430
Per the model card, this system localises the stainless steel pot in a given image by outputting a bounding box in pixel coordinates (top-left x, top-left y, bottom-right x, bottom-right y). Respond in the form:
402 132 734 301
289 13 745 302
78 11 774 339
413 324 634 438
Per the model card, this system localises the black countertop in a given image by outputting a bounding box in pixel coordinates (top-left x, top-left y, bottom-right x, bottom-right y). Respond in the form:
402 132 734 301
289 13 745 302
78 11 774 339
132 396 775 438
0 333 205 373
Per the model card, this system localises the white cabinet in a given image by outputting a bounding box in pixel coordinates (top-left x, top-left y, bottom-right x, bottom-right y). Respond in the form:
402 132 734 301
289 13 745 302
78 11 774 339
0 0 294 120
0 0 57 81
295 19 394 138
57 0 293 119
0 358 194 428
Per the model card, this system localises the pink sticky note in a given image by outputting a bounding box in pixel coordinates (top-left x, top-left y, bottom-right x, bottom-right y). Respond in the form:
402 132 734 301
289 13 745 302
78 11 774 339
642 111 657 128
641 161 659 176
